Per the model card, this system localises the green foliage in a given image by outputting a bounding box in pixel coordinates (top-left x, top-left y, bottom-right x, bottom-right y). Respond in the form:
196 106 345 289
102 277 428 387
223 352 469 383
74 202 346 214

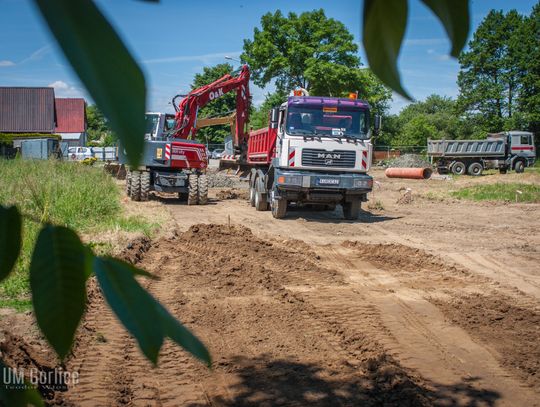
86 104 116 145
242 9 360 94
0 133 60 144
451 183 540 202
0 206 21 281
0 159 152 303
34 0 145 166
457 5 539 134
250 91 288 130
392 114 437 147
191 63 235 144
30 226 87 360
363 0 410 99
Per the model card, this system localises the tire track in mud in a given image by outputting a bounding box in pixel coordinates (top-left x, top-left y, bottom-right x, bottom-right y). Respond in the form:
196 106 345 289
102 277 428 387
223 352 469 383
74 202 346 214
63 224 535 406
323 244 539 406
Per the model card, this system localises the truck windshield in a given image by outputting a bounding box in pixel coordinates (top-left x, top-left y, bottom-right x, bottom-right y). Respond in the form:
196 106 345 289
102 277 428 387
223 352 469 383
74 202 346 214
286 105 369 139
145 114 160 136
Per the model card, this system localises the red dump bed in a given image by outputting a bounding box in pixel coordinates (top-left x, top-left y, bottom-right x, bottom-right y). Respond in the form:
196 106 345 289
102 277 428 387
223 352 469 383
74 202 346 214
247 127 277 165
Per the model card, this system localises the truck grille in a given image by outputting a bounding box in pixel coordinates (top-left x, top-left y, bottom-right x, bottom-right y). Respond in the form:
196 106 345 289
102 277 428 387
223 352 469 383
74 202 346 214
301 149 356 168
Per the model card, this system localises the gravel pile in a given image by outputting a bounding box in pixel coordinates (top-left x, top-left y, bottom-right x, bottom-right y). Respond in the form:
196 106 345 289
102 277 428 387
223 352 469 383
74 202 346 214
207 171 247 189
385 154 432 168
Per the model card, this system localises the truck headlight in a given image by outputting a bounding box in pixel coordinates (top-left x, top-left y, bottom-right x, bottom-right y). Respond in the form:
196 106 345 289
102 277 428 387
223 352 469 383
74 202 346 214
353 178 373 189
277 175 303 186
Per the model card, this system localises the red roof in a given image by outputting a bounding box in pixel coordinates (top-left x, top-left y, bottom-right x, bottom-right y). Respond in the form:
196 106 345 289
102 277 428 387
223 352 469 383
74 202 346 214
0 87 56 132
55 98 86 133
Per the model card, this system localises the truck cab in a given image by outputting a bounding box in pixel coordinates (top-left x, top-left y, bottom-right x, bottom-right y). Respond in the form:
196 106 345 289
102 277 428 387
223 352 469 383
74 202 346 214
251 94 375 219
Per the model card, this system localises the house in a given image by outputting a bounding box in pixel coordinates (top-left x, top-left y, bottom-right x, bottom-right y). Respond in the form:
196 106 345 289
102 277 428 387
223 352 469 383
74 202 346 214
55 98 87 147
0 87 87 153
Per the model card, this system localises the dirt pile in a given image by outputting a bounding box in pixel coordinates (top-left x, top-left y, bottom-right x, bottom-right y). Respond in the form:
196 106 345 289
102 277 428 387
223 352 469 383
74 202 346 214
216 188 249 200
343 241 468 276
207 170 247 189
434 294 540 388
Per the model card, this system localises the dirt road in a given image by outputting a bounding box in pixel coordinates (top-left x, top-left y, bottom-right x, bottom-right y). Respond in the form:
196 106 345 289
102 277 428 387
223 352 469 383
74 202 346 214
12 169 540 406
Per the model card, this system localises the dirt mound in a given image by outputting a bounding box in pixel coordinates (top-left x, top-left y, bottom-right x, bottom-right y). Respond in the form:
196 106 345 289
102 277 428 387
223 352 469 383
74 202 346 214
118 236 151 265
207 171 246 189
216 188 249 200
343 241 468 276
434 294 540 389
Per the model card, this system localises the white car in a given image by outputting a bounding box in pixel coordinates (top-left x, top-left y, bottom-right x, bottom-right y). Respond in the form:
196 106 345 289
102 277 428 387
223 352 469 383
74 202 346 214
68 146 93 161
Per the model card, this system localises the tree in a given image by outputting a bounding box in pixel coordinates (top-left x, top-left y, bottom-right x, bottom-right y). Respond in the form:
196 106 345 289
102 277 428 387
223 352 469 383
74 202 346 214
392 114 437 147
457 10 525 132
242 9 360 95
250 91 287 130
190 63 236 144
86 104 113 145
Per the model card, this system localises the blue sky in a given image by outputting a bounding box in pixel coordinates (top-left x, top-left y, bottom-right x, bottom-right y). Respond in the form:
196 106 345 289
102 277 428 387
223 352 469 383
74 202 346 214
0 0 537 114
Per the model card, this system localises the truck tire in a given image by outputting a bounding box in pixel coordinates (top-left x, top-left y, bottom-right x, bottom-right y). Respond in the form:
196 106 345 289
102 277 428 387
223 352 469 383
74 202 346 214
342 199 360 220
130 171 141 201
125 170 132 196
451 161 466 176
198 174 208 205
254 178 268 211
249 182 256 207
140 171 150 201
514 160 525 173
187 174 199 205
271 198 287 219
468 162 483 176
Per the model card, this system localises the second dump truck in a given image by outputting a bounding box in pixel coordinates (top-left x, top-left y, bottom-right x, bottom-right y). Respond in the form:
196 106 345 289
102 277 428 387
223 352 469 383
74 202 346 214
427 131 536 176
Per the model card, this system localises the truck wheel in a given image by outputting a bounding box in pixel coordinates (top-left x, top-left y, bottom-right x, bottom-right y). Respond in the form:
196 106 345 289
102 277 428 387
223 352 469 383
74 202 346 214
271 198 287 219
198 174 208 205
254 178 268 211
125 170 132 196
140 171 150 201
249 182 256 207
468 162 483 176
130 171 141 201
187 174 199 205
452 161 466 175
342 200 360 220
514 160 525 173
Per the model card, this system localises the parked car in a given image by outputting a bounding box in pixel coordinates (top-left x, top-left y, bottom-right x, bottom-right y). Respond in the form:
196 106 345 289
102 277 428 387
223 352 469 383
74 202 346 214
68 146 93 161
212 149 224 159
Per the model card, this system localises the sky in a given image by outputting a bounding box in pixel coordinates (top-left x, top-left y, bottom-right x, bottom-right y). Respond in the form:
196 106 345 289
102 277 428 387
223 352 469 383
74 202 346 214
0 0 537 115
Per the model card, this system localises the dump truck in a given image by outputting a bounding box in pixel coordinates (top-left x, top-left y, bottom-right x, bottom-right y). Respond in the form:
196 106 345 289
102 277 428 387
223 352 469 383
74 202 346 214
427 131 536 176
241 90 378 219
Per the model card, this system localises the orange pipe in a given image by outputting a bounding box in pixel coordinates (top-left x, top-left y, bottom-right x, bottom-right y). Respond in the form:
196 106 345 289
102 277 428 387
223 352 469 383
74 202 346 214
385 167 432 179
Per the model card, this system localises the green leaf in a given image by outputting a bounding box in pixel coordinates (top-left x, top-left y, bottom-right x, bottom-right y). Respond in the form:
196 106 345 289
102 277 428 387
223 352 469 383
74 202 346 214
155 302 211 367
94 257 164 364
33 0 146 167
363 0 411 100
0 361 43 407
0 206 21 281
30 226 87 360
421 0 470 57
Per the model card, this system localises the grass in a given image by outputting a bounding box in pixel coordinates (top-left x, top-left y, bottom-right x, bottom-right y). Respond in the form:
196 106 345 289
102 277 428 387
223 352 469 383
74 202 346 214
451 183 540 203
0 158 156 310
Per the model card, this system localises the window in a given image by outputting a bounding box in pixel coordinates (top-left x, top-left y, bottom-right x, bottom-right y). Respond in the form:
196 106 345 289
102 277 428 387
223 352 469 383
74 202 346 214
521 135 530 145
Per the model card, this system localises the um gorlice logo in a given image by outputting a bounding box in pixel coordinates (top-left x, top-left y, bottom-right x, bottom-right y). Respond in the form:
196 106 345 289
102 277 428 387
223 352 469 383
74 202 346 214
2 366 79 390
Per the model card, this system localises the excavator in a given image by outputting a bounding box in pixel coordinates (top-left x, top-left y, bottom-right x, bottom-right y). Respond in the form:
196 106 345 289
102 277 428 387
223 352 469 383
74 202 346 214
121 65 250 204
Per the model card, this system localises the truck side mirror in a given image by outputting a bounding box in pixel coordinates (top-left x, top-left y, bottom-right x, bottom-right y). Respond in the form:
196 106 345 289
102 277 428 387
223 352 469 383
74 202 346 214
270 107 279 129
373 114 382 135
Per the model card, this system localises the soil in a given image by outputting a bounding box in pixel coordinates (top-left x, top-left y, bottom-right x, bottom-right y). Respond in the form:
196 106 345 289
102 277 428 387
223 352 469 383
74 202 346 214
1 167 539 406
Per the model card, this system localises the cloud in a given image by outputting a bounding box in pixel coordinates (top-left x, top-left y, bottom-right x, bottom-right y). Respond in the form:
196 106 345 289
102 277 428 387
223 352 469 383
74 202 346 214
143 51 242 65
48 80 85 98
0 60 15 67
20 44 52 64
